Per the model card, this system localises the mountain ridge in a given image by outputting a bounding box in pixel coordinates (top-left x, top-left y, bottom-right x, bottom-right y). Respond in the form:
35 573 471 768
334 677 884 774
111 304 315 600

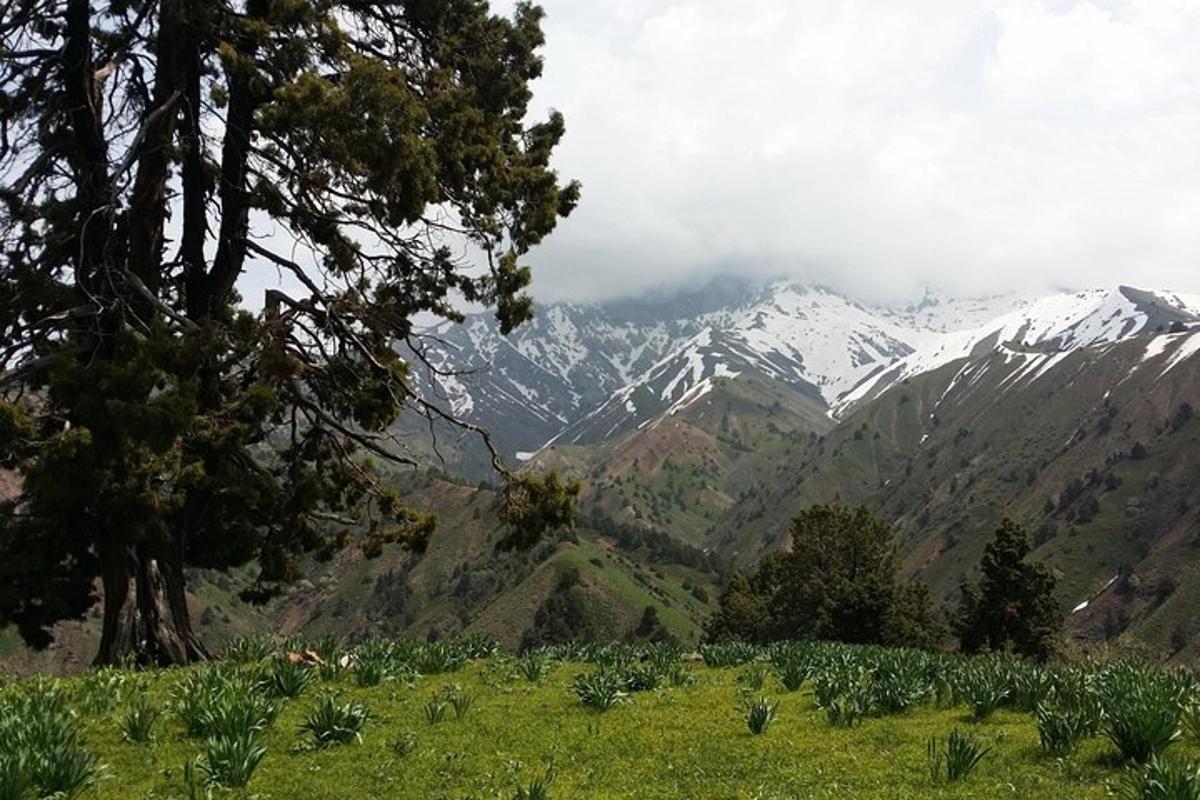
406 280 1200 476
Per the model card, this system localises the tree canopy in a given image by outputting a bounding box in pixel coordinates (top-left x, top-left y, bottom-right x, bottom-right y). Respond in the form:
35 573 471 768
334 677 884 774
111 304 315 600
0 0 579 664
956 519 1062 661
706 505 941 649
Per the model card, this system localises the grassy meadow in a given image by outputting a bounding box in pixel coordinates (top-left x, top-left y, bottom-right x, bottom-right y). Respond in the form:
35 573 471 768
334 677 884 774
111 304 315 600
3 639 1200 799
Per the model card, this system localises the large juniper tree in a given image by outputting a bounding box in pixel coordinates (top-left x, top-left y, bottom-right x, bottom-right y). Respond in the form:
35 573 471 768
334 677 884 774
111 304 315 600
0 0 579 665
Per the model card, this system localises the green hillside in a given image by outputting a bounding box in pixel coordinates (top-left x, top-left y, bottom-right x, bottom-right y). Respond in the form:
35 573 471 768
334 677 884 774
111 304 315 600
5 638 1200 800
530 373 831 550
714 332 1200 661
1 471 723 674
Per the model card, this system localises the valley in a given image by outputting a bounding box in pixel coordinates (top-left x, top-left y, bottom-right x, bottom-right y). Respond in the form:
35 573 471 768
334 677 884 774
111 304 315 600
5 280 1200 671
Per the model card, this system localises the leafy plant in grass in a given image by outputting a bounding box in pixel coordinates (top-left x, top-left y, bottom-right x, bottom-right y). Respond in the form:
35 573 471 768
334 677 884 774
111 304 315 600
222 635 274 664
517 652 550 683
1105 682 1184 763
1 686 102 800
1115 755 1200 800
121 695 160 743
621 663 664 693
449 689 474 721
745 697 779 735
310 636 345 681
872 659 929 715
928 729 990 783
391 732 418 758
959 666 1009 720
75 668 128 715
825 693 868 728
182 758 207 800
1183 704 1200 743
814 667 873 727
199 732 267 788
573 671 625 712
417 642 469 675
171 668 280 740
737 664 768 692
423 696 449 725
207 690 280 740
266 656 315 699
513 763 555 800
1009 665 1055 712
666 663 695 688
300 696 368 749
699 643 760 668
775 659 809 692
1035 691 1101 756
0 753 32 800
28 743 99 800
812 666 869 710
353 640 395 687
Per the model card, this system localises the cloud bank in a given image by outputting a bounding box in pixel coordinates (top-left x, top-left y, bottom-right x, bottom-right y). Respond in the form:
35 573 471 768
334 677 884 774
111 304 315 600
496 0 1200 304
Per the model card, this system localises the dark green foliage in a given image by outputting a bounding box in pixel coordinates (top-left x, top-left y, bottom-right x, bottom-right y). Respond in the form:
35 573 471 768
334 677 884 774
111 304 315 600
957 519 1062 661
812 664 874 727
353 640 395 688
928 729 990 783
521 568 604 649
513 763 555 800
199 732 267 788
706 505 941 649
300 697 368 748
0 685 101 799
516 651 551 683
737 664 768 692
1104 674 1184 764
0 0 578 666
120 695 160 743
265 656 315 699
1116 757 1200 800
871 656 931 715
699 642 761 668
1184 704 1200 742
573 671 626 712
422 696 448 725
416 643 470 675
170 667 280 739
745 696 779 735
775 658 810 692
0 752 32 800
222 636 274 665
630 605 675 645
958 663 1010 720
447 687 475 720
1036 699 1095 756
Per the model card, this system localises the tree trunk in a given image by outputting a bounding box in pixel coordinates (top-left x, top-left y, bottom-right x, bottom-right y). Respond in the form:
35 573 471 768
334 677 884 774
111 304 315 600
94 538 210 667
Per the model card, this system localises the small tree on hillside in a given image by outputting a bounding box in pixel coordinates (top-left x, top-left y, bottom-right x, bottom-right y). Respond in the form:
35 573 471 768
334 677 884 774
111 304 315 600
957 519 1061 661
706 505 941 649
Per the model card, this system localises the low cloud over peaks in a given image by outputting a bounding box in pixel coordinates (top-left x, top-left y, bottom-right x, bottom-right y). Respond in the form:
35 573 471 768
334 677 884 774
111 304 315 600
498 0 1200 304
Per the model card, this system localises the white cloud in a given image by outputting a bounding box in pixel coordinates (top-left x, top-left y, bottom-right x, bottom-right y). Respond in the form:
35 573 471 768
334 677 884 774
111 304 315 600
488 0 1200 304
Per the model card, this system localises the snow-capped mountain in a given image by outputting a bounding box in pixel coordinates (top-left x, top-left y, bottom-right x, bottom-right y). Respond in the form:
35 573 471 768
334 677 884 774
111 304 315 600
835 286 1200 412
407 280 1200 466
547 285 937 447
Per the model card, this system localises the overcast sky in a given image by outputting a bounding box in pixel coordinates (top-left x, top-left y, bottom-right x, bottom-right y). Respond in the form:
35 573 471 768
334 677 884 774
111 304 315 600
487 0 1200 304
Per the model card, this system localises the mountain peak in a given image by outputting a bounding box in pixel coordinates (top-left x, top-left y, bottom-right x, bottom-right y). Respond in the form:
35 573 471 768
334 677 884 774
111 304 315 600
405 281 1200 473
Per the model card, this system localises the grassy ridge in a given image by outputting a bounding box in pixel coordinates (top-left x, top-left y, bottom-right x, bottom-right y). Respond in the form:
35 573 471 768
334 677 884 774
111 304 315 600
5 640 1200 799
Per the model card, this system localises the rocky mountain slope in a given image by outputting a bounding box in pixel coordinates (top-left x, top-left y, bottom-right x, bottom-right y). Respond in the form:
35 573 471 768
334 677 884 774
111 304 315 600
711 327 1200 660
405 281 1200 480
